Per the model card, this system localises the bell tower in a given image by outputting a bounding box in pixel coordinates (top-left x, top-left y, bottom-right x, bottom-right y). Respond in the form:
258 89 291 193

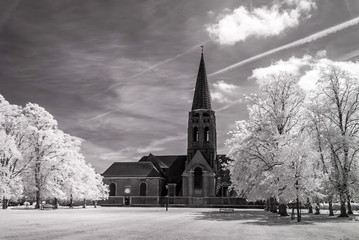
182 47 218 198
187 47 217 168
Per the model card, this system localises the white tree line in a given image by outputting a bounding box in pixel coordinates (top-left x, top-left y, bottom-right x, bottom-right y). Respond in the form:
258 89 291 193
0 95 108 209
226 61 359 218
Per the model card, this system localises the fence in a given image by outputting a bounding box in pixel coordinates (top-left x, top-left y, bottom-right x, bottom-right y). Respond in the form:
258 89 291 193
99 196 263 208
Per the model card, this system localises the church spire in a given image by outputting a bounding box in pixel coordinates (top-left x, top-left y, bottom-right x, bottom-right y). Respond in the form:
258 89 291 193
191 46 212 110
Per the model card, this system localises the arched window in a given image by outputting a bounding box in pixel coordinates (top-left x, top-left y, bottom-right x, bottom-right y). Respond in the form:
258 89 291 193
140 183 147 196
109 183 116 196
193 127 199 142
194 167 203 189
204 127 210 142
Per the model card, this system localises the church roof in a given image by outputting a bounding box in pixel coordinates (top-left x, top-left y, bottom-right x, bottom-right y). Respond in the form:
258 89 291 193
102 162 163 178
156 155 187 168
191 50 212 110
139 154 186 169
138 154 186 184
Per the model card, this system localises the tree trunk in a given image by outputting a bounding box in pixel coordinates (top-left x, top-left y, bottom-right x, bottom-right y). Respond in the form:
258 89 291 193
347 195 353 215
265 198 270 211
2 197 8 209
296 197 301 222
69 194 73 208
328 200 334 216
339 198 348 217
35 189 40 209
291 206 295 220
270 197 277 213
315 203 320 214
54 198 58 209
278 203 289 216
307 198 313 213
308 203 313 214
34 160 41 209
82 198 86 208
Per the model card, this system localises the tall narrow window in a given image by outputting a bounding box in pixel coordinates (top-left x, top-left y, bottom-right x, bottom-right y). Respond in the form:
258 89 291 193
140 183 147 196
193 127 199 142
204 127 209 142
109 183 116 196
194 167 203 189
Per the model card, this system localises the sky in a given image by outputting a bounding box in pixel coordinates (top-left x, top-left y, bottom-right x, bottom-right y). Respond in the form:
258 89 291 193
1 0 359 173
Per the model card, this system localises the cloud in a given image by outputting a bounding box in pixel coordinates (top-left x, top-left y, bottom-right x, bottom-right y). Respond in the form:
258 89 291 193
209 15 359 77
212 80 240 104
251 54 315 80
136 134 186 154
206 0 316 45
299 58 359 90
249 51 359 91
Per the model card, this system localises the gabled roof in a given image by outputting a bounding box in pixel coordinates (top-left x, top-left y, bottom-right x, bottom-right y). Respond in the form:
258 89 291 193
192 51 212 110
102 162 163 178
156 155 187 168
183 150 214 174
139 154 186 169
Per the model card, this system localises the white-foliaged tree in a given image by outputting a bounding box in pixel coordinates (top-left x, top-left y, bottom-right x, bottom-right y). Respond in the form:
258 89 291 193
0 95 108 209
227 72 323 215
307 64 359 217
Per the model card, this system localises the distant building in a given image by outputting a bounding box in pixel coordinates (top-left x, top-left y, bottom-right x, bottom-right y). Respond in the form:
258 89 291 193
102 50 234 206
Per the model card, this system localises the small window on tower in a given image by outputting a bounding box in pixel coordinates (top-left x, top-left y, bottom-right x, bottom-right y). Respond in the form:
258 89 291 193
204 127 209 142
193 127 199 142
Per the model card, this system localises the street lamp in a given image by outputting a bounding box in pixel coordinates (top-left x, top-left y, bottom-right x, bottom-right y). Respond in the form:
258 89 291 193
165 185 169 211
124 187 131 206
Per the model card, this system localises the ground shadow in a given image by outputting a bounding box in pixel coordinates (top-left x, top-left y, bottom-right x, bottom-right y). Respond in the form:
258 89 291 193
194 209 357 226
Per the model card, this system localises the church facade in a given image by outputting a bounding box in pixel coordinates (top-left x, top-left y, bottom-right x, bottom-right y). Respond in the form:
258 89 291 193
102 50 233 206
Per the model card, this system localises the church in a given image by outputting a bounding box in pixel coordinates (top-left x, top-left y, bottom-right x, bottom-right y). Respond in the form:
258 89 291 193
101 50 235 206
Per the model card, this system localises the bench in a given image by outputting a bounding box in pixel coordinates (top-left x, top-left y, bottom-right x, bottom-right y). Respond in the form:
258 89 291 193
41 203 55 210
219 208 234 213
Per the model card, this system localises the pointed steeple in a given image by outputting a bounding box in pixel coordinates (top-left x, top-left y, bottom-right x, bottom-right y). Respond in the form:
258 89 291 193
191 47 212 110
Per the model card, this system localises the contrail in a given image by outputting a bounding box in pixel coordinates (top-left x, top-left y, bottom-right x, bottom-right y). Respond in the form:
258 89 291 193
209 16 359 77
83 111 115 122
337 49 359 61
128 40 210 80
97 40 211 95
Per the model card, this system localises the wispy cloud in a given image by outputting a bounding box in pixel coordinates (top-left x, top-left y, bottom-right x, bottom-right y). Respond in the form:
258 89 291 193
136 134 186 154
207 0 316 45
99 40 210 94
83 110 116 122
212 80 240 104
0 0 21 33
337 49 359 61
249 51 359 91
208 16 359 77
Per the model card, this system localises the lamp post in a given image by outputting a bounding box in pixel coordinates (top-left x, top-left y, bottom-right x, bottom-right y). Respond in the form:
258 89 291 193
124 187 131 206
165 185 169 211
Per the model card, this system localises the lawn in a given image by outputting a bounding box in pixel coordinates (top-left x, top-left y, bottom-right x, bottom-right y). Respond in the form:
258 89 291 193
1 207 358 240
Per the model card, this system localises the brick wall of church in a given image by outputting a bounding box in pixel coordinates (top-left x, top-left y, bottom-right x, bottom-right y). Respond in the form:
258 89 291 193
104 177 166 196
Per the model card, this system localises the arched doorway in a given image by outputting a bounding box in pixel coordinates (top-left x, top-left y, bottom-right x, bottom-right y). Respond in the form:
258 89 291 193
140 183 147 196
194 167 203 188
193 167 203 197
109 183 116 196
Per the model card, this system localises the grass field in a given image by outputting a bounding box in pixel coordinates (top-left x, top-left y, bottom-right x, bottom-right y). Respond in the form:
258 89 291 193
1 207 358 240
